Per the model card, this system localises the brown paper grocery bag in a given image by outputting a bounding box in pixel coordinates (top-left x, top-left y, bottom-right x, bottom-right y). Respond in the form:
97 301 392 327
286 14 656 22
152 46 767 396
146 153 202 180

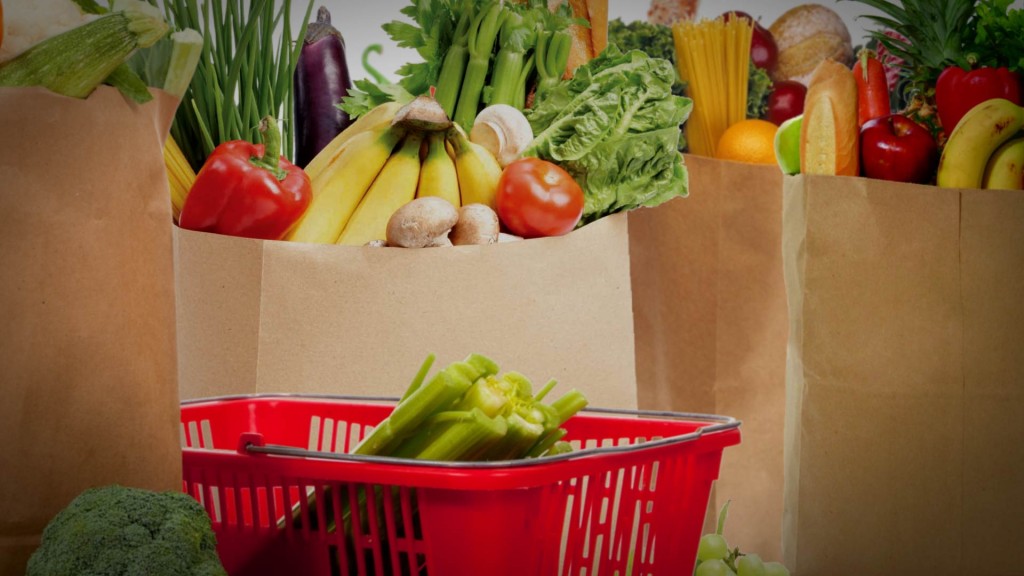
0 87 182 575
630 154 788 560
781 174 1024 575
175 211 638 409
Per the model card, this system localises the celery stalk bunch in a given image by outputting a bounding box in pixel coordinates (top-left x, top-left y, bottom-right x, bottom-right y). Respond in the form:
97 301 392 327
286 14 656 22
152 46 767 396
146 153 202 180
342 0 582 131
288 353 588 575
355 353 588 461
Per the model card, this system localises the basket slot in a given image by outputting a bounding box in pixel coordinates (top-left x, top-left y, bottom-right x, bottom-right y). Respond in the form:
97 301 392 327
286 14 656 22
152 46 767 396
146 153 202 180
180 418 216 449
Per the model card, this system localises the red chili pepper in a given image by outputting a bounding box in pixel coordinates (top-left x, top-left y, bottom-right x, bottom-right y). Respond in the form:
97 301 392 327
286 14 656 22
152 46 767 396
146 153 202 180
852 50 890 128
935 65 1023 137
179 116 312 240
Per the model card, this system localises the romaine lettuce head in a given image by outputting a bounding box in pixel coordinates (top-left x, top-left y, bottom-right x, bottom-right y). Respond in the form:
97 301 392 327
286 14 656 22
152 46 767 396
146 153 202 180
524 46 692 225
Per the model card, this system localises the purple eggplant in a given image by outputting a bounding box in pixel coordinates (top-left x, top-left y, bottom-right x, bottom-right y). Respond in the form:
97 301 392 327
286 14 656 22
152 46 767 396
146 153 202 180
293 6 353 168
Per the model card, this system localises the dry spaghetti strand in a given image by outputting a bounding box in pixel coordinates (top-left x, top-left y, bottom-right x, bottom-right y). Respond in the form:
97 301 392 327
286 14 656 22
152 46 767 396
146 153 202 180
672 16 752 157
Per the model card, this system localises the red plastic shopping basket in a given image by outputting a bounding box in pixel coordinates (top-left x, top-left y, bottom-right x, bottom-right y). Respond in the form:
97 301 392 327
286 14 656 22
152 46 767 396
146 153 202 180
180 394 740 576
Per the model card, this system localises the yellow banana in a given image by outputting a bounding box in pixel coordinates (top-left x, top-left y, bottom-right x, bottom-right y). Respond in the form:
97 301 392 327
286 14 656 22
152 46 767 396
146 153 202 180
447 125 503 208
336 132 425 246
982 136 1024 190
303 101 404 182
936 98 1024 189
286 125 404 244
417 132 461 206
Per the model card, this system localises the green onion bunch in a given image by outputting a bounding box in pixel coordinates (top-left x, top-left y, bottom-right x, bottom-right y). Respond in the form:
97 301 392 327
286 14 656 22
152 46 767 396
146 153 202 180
162 0 314 171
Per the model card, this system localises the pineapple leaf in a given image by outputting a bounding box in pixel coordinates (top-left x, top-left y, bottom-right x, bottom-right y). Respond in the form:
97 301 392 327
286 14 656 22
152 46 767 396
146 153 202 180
840 0 908 22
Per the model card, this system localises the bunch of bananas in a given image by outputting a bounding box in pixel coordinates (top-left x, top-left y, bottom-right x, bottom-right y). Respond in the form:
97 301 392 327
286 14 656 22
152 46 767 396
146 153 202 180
937 98 1024 191
288 98 505 246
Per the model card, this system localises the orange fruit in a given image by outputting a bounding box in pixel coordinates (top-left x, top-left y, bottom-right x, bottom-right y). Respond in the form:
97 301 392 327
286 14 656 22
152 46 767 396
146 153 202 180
715 119 779 165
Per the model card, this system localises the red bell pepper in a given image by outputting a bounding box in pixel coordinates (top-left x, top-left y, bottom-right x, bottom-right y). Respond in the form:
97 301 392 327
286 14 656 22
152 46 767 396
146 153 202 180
935 66 1023 137
179 116 312 240
853 50 891 128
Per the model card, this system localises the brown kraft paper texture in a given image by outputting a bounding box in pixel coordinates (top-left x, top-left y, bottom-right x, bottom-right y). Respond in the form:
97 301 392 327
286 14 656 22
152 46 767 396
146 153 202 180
0 86 183 575
630 154 789 561
175 212 639 410
781 174 1024 575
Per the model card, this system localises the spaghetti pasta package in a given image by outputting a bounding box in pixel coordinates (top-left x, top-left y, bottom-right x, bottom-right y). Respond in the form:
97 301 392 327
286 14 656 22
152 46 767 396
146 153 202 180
800 58 858 176
673 17 753 156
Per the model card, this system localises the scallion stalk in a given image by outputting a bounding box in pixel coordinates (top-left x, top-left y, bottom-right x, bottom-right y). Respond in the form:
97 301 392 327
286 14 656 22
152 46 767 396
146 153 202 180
162 0 313 171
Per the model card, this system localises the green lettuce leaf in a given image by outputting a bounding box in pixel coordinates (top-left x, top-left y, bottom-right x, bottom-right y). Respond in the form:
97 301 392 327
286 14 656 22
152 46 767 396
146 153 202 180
524 46 692 225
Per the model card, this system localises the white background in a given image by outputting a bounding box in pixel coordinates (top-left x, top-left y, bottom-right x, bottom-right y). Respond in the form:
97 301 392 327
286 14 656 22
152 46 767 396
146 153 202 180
288 0 1024 83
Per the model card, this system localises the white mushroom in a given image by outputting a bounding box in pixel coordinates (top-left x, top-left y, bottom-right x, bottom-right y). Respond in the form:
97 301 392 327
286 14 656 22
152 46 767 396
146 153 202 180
391 94 453 132
469 104 534 167
385 197 459 248
450 204 500 246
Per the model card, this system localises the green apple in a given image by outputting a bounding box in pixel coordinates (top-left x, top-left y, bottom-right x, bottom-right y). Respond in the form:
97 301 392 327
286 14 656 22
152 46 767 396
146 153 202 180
774 114 803 175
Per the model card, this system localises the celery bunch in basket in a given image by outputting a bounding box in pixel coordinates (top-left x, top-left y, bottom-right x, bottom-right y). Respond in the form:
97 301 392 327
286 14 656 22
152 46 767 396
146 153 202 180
355 353 588 461
290 354 587 535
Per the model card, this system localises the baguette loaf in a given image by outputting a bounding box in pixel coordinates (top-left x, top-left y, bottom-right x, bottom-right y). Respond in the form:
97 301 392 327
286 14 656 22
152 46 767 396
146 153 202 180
800 58 859 176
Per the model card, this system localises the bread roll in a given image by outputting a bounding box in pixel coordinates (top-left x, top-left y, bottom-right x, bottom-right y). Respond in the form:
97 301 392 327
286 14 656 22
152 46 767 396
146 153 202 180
800 58 859 176
769 4 854 86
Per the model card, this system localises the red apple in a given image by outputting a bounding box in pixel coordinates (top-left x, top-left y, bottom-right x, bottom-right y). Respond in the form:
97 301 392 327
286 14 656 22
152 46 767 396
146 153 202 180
860 114 939 184
765 80 807 125
723 11 779 72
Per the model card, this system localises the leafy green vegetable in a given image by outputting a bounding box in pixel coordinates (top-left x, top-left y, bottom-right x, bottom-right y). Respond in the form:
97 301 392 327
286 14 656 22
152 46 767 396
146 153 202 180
342 78 416 117
971 0 1024 73
747 62 773 119
524 46 693 226
383 0 460 99
26 485 226 576
342 0 461 118
607 18 683 95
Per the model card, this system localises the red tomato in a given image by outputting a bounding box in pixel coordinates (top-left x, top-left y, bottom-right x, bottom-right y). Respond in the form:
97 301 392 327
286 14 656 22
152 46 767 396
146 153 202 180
495 158 584 238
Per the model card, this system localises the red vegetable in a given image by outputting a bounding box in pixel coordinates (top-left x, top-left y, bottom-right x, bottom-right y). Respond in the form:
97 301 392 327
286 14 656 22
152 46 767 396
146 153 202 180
852 50 890 128
495 158 584 239
179 116 312 241
294 7 353 168
935 66 1023 137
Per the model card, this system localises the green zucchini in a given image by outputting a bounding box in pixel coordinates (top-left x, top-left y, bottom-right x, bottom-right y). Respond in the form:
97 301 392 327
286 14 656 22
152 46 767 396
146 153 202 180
0 3 169 99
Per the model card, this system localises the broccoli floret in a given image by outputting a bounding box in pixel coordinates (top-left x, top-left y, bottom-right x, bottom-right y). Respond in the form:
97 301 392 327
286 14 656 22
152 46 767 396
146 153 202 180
26 485 227 576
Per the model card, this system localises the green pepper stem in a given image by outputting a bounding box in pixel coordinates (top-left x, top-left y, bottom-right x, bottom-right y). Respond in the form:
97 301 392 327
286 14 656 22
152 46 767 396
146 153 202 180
251 115 288 180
